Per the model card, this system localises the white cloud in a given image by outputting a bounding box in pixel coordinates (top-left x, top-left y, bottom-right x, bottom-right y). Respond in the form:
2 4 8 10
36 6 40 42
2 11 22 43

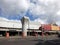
29 4 45 15
0 0 60 25
56 10 60 16
28 0 60 25
29 0 60 16
1 0 30 17
56 21 60 26
0 17 21 22
17 0 30 10
34 18 46 24
0 17 9 21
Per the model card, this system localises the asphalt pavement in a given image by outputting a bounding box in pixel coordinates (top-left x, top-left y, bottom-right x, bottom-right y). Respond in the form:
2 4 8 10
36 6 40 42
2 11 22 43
0 35 60 45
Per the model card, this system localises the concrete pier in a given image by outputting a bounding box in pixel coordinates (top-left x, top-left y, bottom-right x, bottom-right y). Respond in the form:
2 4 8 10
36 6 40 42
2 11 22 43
21 16 29 37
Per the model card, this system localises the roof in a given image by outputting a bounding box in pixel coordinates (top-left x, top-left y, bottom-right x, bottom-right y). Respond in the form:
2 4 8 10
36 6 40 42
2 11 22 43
0 20 22 28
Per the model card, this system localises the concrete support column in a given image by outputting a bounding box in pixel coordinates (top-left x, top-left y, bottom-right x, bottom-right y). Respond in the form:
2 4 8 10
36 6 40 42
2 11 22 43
18 32 20 36
21 16 29 37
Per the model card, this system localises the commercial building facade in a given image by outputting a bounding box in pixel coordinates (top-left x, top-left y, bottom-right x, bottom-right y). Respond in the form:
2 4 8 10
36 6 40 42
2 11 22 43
0 16 41 37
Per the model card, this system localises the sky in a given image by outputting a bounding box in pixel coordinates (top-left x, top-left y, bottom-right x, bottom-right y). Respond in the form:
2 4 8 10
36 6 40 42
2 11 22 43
0 0 60 25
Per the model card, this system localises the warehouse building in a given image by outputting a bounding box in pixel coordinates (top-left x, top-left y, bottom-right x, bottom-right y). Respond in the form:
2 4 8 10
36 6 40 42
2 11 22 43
0 16 41 37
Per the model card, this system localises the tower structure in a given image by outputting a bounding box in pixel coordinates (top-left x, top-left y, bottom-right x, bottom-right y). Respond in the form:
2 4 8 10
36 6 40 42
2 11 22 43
21 16 29 37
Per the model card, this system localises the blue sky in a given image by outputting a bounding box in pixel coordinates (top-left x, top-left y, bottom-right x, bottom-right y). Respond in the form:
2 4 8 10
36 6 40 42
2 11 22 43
0 0 60 25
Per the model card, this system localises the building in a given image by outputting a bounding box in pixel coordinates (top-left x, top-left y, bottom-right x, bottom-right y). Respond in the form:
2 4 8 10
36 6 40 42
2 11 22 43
0 16 41 37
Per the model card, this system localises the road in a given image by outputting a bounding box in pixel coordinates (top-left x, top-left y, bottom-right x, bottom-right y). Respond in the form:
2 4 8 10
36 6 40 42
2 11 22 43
0 35 60 45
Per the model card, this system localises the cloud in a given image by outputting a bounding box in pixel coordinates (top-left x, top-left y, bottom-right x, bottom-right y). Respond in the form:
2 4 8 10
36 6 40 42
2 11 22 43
28 0 60 25
34 18 47 24
0 0 30 18
29 0 60 16
0 17 21 22
0 17 9 21
56 21 60 26
56 10 60 16
29 4 45 15
0 0 60 25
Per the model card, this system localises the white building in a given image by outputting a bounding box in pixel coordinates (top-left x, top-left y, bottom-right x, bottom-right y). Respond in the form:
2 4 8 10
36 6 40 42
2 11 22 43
0 17 41 30
0 16 41 36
